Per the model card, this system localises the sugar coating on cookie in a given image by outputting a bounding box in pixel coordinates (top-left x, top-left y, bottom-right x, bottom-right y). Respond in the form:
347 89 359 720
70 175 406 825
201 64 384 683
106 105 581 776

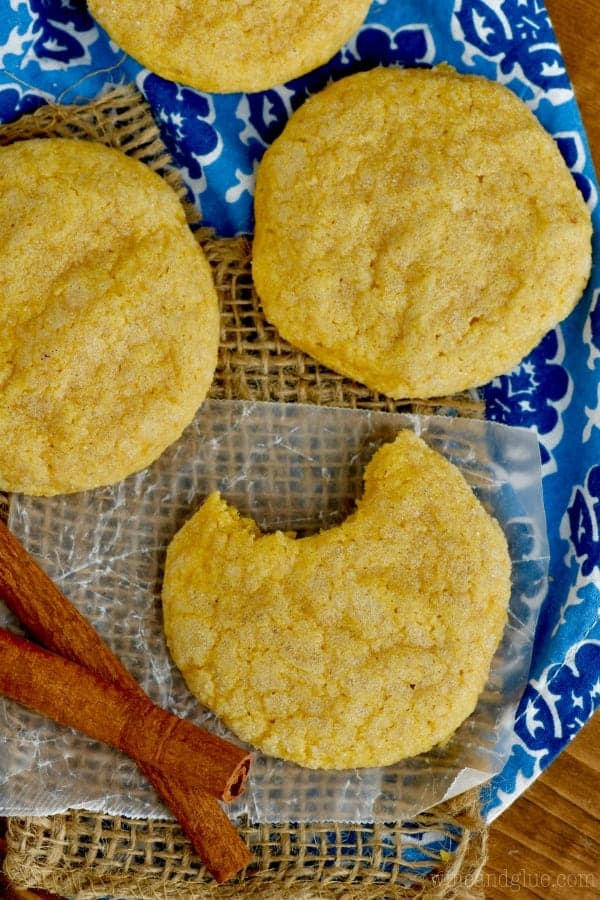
253 65 592 399
162 430 511 769
0 138 219 495
87 0 372 94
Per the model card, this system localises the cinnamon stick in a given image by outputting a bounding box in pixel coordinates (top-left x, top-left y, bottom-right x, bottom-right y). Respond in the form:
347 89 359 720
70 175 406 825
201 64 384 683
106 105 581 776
0 521 252 882
0 627 250 800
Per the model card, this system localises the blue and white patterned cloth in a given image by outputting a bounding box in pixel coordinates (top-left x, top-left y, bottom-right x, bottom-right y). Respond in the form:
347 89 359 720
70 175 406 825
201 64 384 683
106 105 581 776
0 0 598 822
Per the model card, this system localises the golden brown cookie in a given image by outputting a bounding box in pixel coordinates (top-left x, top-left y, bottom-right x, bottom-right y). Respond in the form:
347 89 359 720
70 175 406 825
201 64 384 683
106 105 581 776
0 137 219 495
162 430 511 769
253 65 592 399
87 0 372 93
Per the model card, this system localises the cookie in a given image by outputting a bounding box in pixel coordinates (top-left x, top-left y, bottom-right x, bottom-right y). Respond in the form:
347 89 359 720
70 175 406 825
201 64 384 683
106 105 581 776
0 138 219 495
87 1 372 94
162 430 511 769
253 65 592 399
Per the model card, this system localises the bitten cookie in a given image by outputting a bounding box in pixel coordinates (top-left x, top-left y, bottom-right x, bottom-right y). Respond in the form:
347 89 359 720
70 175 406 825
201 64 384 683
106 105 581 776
87 0 372 93
162 430 511 769
253 65 592 399
0 138 219 495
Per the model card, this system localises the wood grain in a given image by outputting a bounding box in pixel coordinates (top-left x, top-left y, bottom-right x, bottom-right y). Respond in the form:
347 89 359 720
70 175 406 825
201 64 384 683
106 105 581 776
486 1 600 896
546 0 600 163
485 712 600 898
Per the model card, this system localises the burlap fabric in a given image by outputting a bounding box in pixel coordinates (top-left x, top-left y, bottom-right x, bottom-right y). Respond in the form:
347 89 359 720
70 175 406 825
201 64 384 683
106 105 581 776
0 85 487 899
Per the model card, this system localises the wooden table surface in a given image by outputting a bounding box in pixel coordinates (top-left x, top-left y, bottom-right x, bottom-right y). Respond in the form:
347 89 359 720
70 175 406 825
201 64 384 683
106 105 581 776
486 1 600 896
1 3 599 899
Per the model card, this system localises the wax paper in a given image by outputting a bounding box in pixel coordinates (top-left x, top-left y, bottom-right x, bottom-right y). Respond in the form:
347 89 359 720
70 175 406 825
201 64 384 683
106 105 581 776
0 401 547 823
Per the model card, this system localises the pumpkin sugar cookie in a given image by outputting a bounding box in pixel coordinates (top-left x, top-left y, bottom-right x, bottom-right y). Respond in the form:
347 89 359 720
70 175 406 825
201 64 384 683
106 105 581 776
0 138 219 496
162 430 511 770
87 0 372 94
253 65 593 399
